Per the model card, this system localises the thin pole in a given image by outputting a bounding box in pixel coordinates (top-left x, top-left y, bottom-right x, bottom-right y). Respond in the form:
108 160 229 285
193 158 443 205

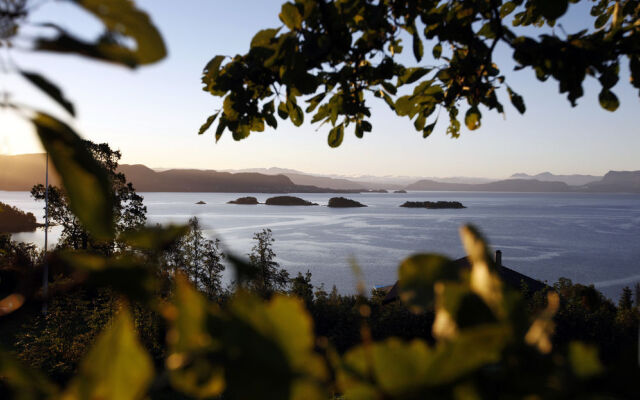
42 152 49 315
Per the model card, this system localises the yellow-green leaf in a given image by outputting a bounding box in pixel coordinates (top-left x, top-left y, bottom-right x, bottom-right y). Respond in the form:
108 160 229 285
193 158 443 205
62 309 154 400
72 0 166 65
569 342 604 378
598 89 619 112
32 112 114 240
328 124 344 148
0 348 59 400
397 254 459 312
280 3 303 30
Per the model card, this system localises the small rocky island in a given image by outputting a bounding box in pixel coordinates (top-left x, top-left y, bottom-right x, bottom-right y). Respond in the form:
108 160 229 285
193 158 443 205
327 197 367 208
265 196 318 206
228 196 259 205
394 190 407 193
0 202 40 233
195 201 207 205
400 201 466 209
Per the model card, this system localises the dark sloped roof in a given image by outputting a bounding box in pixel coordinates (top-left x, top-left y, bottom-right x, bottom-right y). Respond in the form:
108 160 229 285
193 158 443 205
382 256 546 304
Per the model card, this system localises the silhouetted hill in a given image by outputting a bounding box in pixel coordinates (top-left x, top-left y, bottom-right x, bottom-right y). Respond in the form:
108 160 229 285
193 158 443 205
511 172 601 186
406 179 571 192
0 154 60 191
118 165 356 193
0 202 39 233
582 170 640 193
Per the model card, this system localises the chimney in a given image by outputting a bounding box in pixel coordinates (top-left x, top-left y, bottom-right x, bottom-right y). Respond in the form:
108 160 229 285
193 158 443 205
495 250 502 267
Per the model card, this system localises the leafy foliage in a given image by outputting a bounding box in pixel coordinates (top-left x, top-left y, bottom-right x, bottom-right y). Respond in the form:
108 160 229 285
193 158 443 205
200 0 640 144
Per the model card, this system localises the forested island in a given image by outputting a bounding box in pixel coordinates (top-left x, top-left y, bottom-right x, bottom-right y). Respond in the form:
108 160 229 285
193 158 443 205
327 197 367 208
228 196 259 205
265 196 318 206
0 202 40 233
400 201 466 209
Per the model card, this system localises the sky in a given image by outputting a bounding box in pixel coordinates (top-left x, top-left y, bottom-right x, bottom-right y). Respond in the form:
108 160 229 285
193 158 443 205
1 0 638 179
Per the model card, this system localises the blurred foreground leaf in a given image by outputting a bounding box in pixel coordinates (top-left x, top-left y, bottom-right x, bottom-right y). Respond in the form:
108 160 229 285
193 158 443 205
36 0 166 68
0 348 58 400
32 113 114 240
164 278 327 399
61 308 153 400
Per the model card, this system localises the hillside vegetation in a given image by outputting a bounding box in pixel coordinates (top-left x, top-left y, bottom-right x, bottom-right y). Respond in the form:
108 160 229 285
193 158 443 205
0 203 39 233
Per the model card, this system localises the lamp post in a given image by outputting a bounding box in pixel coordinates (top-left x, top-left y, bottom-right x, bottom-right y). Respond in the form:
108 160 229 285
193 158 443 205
42 152 49 315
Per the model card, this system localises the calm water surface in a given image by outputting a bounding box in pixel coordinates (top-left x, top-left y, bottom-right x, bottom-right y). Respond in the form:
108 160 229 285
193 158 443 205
3 191 639 299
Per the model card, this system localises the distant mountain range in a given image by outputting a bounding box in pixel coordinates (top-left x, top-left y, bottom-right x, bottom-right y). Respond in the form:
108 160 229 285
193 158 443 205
1 154 639 194
224 167 493 189
510 172 602 186
117 165 357 193
0 154 61 191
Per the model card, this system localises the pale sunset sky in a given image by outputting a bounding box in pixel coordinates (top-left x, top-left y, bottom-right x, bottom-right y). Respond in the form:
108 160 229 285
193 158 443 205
1 0 638 178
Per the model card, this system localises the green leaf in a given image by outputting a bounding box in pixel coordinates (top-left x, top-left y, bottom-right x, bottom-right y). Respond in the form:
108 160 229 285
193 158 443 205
598 89 619 111
223 96 239 121
412 29 423 62
340 325 510 397
381 91 396 111
328 124 344 147
165 284 327 400
74 0 166 64
20 71 75 116
534 0 568 21
32 112 114 239
265 113 278 129
423 121 436 138
507 86 526 114
63 309 154 400
594 13 610 29
398 68 431 86
432 43 442 59
414 112 426 131
288 100 304 126
464 107 481 130
120 225 189 251
0 348 59 400
198 112 219 135
251 28 280 48
280 2 303 30
500 2 516 18
569 342 603 378
163 276 224 398
38 0 166 67
398 254 460 312
202 55 226 92
381 81 397 95
459 225 504 318
278 102 289 119
215 117 227 142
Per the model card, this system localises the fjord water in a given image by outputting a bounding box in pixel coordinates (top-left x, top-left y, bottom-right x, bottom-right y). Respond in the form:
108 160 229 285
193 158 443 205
3 191 639 299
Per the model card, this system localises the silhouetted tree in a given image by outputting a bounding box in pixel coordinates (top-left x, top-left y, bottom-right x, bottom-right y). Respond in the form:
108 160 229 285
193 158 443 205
290 270 313 305
619 286 634 310
248 228 289 295
31 141 146 253
164 217 225 299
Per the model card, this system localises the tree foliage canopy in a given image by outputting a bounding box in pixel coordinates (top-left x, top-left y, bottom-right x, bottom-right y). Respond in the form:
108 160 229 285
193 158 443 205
200 0 640 146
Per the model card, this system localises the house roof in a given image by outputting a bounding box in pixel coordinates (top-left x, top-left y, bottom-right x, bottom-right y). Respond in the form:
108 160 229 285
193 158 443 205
382 256 546 304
